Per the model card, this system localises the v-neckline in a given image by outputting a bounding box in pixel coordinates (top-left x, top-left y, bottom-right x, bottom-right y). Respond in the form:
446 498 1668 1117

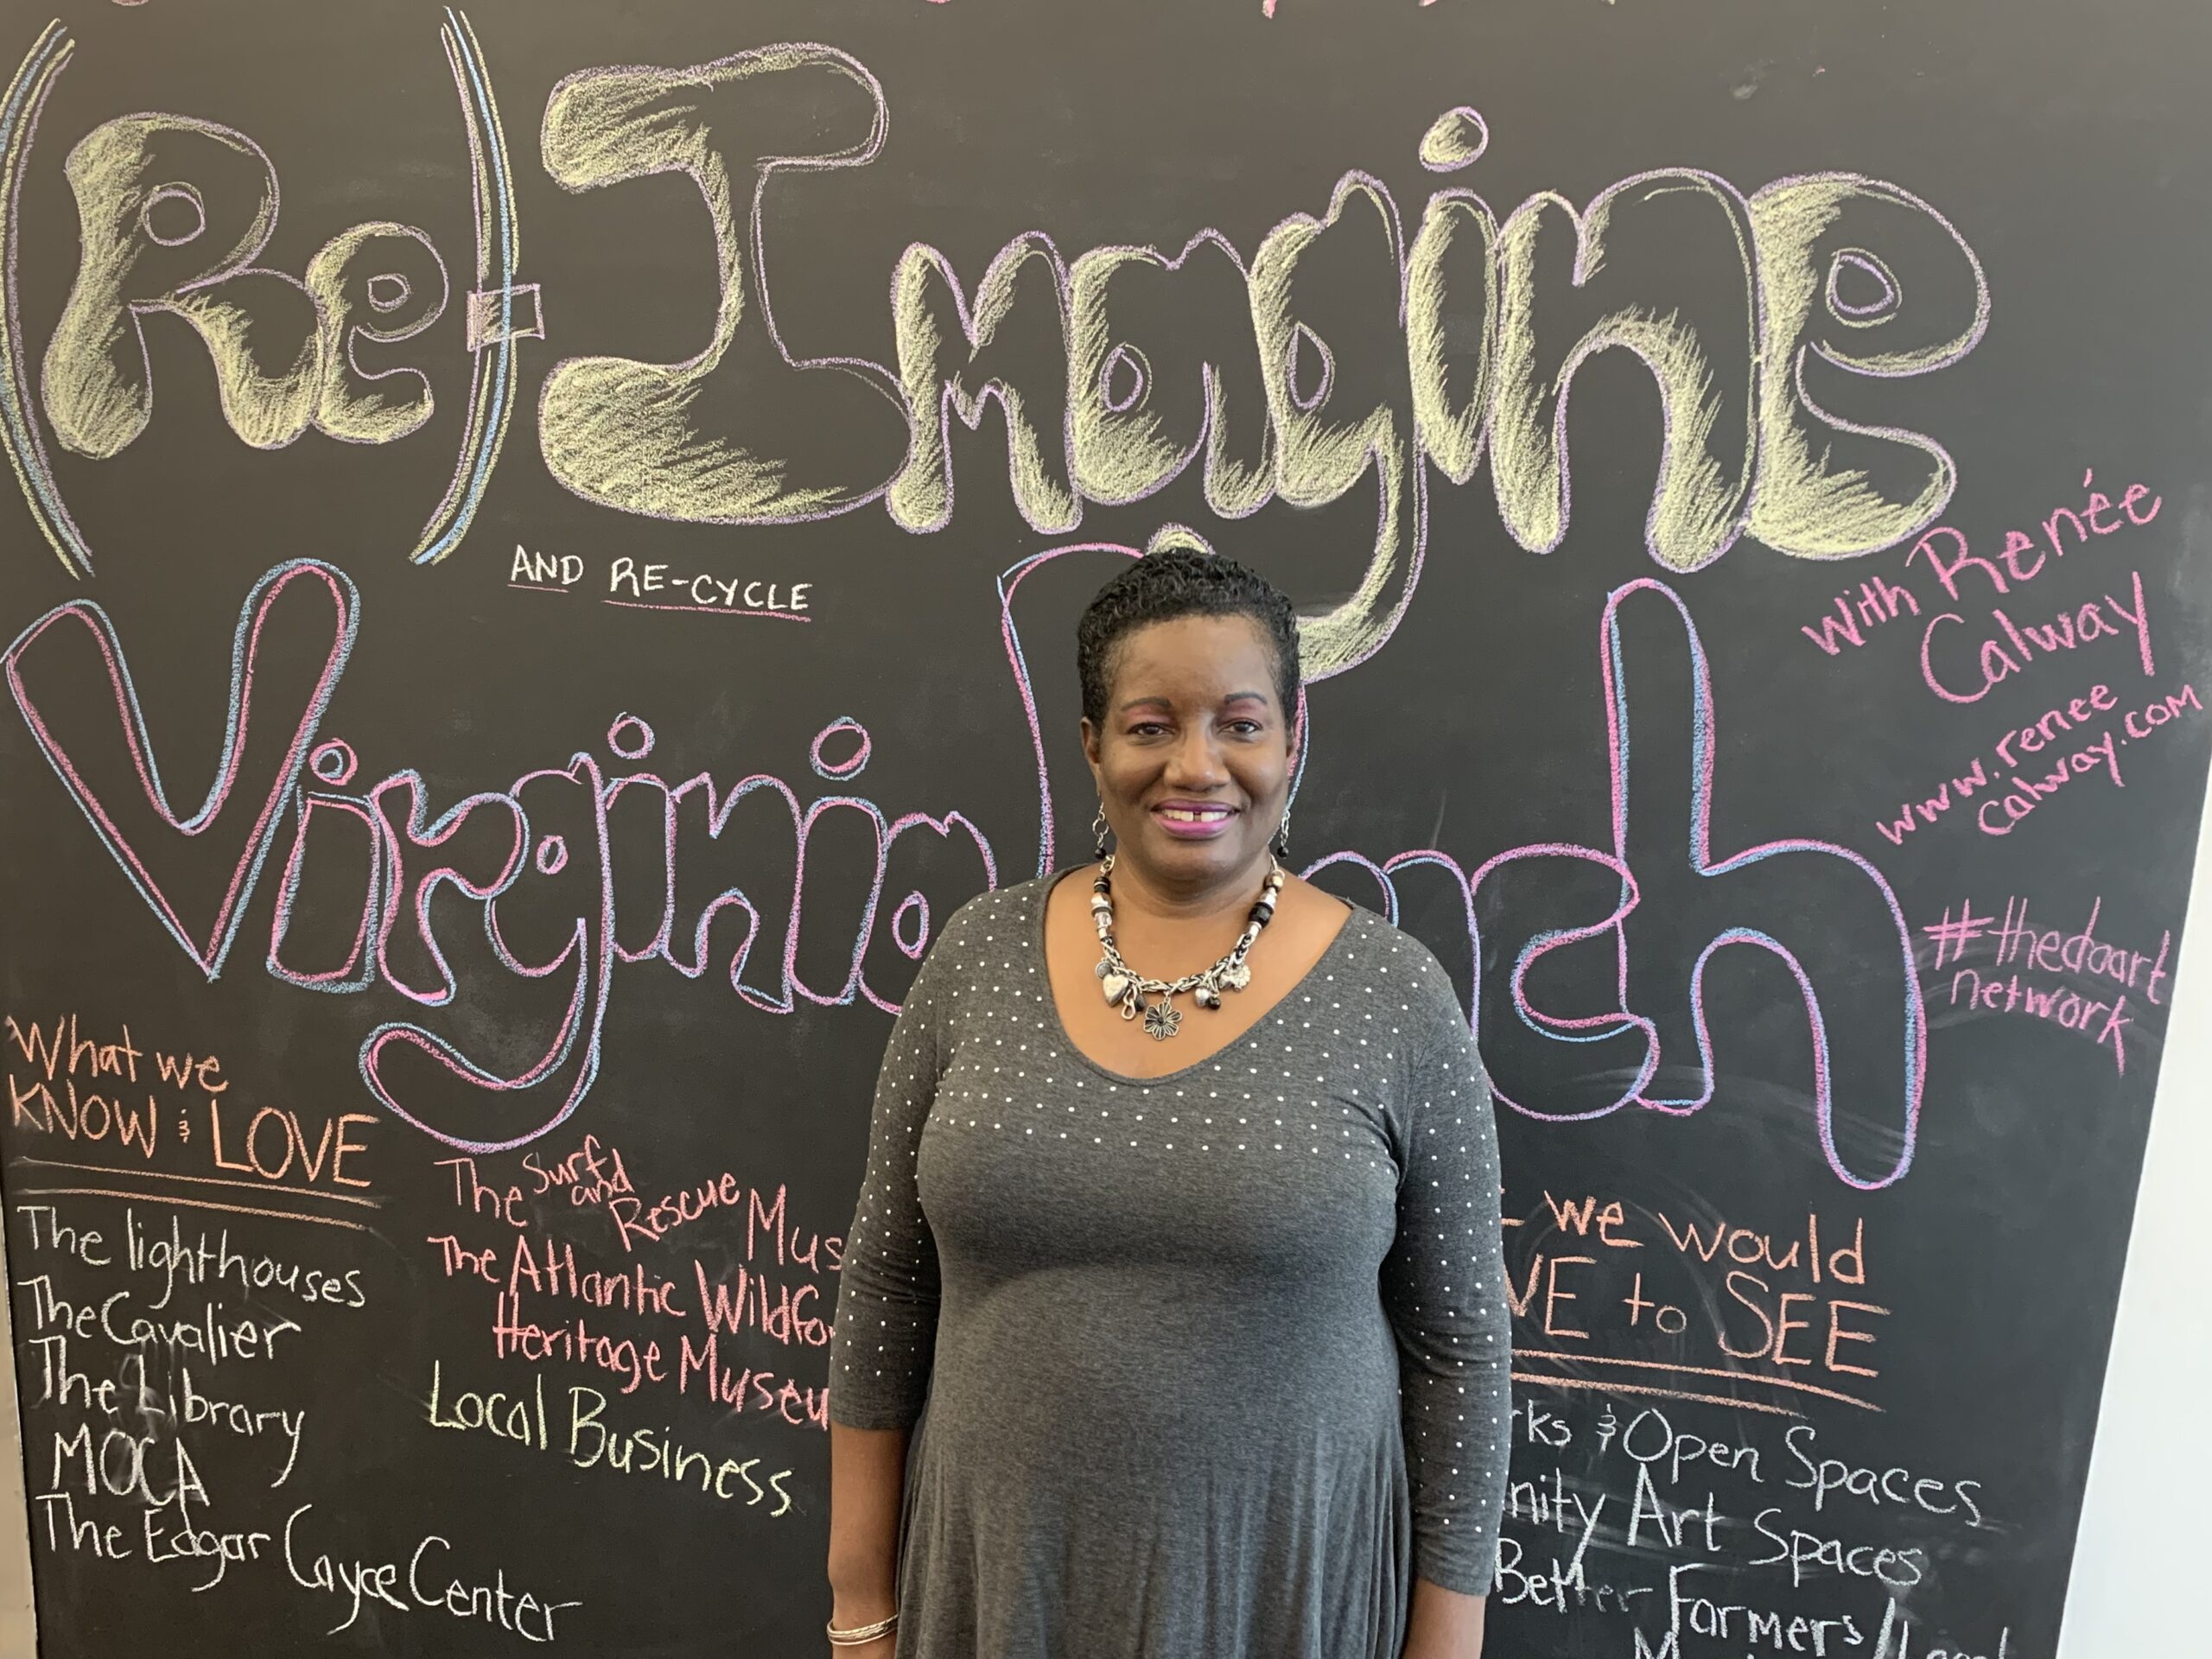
1031 868 1360 1088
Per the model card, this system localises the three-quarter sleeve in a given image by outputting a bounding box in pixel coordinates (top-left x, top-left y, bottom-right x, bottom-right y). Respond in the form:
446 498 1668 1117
1379 961 1511 1596
829 934 956 1430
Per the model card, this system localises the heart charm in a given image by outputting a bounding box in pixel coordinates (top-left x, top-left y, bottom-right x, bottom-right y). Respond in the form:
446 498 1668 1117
1101 972 1129 1004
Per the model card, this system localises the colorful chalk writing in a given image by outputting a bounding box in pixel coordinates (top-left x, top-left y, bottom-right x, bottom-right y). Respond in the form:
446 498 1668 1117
1494 1186 2012 1658
3 550 1927 1188
1870 673 2202 844
1923 896 2173 1074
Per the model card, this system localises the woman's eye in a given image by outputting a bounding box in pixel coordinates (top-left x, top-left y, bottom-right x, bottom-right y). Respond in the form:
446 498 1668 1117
1224 719 1262 735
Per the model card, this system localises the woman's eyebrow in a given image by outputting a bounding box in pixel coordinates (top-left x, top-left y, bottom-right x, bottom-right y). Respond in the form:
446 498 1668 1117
1115 690 1270 713
1116 695 1175 714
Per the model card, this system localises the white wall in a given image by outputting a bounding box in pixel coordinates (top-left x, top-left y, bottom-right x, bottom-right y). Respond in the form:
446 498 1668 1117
2057 796 2212 1656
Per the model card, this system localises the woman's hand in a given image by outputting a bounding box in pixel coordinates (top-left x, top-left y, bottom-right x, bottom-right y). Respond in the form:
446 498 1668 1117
1401 1579 1487 1659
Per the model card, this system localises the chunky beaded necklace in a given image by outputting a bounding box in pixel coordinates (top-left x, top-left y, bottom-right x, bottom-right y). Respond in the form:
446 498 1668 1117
1089 854 1287 1040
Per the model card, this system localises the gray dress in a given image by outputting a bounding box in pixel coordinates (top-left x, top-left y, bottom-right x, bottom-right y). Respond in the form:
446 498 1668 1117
830 876 1510 1659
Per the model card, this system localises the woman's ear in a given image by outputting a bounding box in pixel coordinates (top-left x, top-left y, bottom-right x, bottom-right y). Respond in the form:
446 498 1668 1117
1081 716 1103 772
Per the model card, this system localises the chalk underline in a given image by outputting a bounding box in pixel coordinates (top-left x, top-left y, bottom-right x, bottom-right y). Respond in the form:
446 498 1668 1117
1513 1347 1881 1414
13 1184 370 1233
12 1156 382 1208
601 597 811 620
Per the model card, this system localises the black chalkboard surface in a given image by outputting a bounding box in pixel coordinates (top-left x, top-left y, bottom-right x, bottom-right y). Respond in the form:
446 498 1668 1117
1 1 2207 1654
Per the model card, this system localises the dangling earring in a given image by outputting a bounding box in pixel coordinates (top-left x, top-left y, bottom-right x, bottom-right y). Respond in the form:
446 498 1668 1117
1093 800 1111 862
1274 805 1292 861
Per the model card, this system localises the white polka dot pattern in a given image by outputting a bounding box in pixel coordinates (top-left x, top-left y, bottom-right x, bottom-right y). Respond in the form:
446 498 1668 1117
827 909 958 1433
1384 944 1511 1593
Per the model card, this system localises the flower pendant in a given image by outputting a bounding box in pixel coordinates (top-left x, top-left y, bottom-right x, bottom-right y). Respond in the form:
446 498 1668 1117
1142 999 1183 1041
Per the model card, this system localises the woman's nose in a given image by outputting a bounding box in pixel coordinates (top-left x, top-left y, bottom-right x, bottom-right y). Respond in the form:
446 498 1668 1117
1166 728 1230 786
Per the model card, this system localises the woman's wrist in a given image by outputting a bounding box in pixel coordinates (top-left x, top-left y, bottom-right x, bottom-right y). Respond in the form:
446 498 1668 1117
827 1599 899 1650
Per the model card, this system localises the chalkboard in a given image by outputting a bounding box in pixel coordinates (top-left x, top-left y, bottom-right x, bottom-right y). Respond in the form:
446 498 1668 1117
1 1 2207 1655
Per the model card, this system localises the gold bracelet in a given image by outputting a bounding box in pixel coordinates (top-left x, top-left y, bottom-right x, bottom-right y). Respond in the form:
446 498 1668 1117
827 1611 899 1647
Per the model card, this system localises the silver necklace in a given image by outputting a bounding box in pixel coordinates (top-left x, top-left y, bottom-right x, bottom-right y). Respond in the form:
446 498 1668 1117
1089 854 1287 1040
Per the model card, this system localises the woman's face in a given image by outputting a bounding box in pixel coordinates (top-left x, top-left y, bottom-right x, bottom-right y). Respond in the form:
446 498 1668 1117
1084 613 1294 889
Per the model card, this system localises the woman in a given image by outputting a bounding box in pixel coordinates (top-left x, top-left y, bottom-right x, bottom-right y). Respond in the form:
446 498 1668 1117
826 550 1510 1658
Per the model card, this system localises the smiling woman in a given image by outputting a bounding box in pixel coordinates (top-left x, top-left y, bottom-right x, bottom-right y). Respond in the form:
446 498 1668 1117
825 550 1511 1659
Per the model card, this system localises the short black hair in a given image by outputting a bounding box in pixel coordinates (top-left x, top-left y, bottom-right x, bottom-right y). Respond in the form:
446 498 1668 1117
1077 549 1300 729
